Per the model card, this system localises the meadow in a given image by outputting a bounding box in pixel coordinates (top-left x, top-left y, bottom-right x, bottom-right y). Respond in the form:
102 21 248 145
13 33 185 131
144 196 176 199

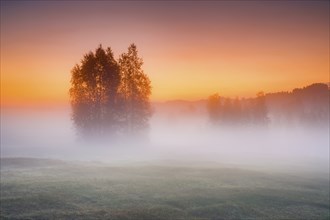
1 157 329 219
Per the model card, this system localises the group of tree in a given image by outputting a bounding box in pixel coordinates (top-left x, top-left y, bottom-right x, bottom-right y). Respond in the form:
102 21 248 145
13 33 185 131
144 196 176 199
207 83 329 128
69 44 152 141
266 83 329 127
207 92 269 127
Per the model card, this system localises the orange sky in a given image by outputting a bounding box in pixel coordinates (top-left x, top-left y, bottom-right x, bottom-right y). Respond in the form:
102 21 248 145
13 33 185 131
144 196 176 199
1 1 329 106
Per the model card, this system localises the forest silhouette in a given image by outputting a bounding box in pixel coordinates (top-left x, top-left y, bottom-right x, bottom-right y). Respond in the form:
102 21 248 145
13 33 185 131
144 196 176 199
207 83 329 128
70 45 329 142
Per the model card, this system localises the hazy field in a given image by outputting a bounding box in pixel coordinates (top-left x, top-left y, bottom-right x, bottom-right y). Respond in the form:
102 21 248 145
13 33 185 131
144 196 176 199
1 158 329 220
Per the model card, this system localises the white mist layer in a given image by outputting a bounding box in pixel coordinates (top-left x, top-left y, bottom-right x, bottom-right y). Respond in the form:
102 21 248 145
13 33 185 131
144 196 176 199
1 106 329 173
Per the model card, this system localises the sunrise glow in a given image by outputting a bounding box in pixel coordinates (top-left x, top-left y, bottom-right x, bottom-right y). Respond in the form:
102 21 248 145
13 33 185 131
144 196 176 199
1 1 329 106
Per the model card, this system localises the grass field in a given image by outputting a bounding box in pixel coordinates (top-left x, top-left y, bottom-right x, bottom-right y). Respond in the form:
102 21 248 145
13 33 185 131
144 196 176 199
1 158 329 219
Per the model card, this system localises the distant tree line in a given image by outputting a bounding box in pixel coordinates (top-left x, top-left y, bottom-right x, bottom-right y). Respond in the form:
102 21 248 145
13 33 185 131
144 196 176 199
266 83 329 127
207 92 269 127
69 44 152 141
207 83 329 128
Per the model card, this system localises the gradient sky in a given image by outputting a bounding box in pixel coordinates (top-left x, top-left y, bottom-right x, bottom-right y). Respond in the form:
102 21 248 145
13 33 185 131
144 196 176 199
1 1 329 106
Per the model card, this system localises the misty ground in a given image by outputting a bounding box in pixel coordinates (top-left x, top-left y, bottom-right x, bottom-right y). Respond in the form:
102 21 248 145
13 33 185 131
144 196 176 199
1 158 329 220
1 104 329 219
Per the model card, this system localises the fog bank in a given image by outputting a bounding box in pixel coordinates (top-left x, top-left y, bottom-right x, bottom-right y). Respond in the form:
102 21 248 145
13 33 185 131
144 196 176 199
1 105 329 173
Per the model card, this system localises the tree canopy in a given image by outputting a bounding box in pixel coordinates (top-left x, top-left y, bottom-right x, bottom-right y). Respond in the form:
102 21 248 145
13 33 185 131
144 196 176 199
119 44 152 135
69 44 152 141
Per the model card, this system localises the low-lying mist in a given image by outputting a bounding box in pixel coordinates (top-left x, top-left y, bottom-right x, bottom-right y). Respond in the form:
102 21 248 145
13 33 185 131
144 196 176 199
1 103 329 174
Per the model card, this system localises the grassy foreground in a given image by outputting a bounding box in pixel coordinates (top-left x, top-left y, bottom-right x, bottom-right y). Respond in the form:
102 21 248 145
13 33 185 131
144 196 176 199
1 158 329 219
